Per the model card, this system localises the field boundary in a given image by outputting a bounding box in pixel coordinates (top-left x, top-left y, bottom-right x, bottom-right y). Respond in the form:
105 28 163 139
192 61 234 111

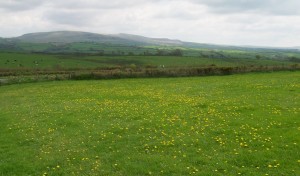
0 65 299 86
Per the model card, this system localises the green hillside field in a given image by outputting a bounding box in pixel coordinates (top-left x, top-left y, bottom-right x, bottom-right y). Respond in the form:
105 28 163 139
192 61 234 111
0 71 299 175
0 52 296 69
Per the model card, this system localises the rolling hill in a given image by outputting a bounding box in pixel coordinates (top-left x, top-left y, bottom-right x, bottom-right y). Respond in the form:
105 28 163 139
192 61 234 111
0 31 299 85
111 33 184 46
0 31 299 59
8 31 274 50
11 31 144 45
9 31 185 46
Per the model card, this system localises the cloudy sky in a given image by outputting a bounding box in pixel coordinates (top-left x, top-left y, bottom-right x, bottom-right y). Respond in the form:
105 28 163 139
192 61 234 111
0 0 299 47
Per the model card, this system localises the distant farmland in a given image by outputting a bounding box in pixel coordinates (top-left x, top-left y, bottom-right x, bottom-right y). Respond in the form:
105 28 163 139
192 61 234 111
0 52 299 85
0 52 297 69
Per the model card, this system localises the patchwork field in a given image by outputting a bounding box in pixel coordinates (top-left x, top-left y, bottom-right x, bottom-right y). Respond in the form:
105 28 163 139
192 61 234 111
0 71 299 175
0 52 296 69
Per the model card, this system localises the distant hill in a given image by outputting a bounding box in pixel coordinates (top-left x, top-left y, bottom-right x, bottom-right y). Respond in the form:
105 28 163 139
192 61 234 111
111 33 184 46
9 31 193 47
6 31 245 49
0 31 299 55
11 31 145 45
0 37 5 43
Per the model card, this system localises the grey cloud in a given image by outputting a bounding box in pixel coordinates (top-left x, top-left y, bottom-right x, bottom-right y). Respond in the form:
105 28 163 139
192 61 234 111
0 0 299 47
41 0 167 27
190 0 300 15
152 2 200 20
44 10 96 26
154 11 199 20
0 0 157 12
0 0 44 11
47 0 158 10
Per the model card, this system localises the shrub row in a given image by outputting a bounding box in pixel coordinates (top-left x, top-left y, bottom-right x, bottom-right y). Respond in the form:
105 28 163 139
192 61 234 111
69 65 299 80
0 64 299 85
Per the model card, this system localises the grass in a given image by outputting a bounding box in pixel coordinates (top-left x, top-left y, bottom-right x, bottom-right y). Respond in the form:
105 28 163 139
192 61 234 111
0 71 299 175
0 52 297 70
0 53 99 69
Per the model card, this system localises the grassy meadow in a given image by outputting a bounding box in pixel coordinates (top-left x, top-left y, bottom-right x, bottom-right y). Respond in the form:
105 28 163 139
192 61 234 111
0 71 299 175
0 52 297 70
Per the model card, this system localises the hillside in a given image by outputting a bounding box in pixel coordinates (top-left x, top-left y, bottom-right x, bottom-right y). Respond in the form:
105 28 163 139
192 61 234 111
111 33 184 46
11 31 144 45
0 31 299 85
10 31 187 46
0 31 299 61
3 31 297 51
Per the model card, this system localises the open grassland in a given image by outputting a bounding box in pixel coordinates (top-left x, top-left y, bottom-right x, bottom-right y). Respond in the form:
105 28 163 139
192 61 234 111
0 52 296 69
0 72 299 175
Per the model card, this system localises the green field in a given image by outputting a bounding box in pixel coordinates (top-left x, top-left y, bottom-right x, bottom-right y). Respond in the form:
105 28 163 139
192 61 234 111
0 52 296 70
0 72 299 175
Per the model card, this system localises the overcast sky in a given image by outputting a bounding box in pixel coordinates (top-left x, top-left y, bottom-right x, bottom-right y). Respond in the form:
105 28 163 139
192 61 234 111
0 0 299 47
